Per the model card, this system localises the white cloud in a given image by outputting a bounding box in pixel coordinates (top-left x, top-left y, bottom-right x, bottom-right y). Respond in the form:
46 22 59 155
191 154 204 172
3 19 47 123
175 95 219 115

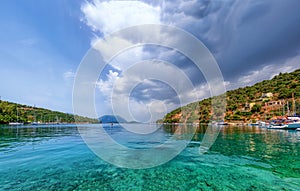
63 70 75 81
93 36 144 65
228 53 300 90
81 0 161 36
83 0 300 121
95 60 205 121
96 69 120 98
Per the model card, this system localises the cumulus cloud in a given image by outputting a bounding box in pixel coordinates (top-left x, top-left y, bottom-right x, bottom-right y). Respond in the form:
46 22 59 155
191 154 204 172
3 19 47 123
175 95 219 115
81 0 225 120
95 60 204 121
81 0 161 36
81 0 300 120
96 69 120 98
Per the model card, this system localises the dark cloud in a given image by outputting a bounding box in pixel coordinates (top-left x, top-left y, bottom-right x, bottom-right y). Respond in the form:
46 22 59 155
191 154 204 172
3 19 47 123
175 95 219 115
162 0 218 21
129 79 180 104
237 1 270 26
96 0 300 113
216 0 300 80
143 45 206 86
85 0 300 119
159 0 300 83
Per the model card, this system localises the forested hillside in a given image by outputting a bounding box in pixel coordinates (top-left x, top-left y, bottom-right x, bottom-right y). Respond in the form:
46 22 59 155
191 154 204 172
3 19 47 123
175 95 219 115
162 68 300 123
0 100 98 124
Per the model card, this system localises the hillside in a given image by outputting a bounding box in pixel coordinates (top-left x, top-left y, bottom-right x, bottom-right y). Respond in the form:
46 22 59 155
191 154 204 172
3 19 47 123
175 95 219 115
0 100 99 124
162 68 300 123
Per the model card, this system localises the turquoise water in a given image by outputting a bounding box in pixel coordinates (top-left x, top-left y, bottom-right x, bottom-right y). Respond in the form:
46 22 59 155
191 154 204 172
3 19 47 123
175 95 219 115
0 124 299 190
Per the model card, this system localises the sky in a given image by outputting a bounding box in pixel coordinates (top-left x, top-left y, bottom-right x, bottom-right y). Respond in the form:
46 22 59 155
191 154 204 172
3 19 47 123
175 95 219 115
1 0 300 122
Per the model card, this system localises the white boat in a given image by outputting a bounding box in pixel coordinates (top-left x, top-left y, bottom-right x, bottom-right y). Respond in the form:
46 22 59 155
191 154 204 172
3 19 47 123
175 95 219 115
287 116 300 121
258 121 267 128
287 122 300 129
267 123 298 130
215 121 228 125
9 107 24 126
249 123 259 127
267 124 288 129
9 122 24 126
209 121 228 126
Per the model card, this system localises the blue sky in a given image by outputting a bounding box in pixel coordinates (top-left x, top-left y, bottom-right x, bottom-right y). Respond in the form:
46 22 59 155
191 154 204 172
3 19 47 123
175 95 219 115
1 0 300 121
0 0 91 112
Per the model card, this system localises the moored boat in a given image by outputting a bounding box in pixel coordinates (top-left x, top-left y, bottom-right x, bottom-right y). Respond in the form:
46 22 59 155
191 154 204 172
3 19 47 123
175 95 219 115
258 121 267 128
287 122 300 129
217 121 228 125
9 122 24 126
267 124 287 129
267 123 298 130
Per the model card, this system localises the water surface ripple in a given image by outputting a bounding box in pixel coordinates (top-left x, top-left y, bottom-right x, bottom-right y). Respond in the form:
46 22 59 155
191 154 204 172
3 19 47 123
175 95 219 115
0 124 299 190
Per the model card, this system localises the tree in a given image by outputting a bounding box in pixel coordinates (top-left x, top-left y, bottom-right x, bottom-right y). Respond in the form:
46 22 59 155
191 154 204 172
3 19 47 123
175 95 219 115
251 104 262 113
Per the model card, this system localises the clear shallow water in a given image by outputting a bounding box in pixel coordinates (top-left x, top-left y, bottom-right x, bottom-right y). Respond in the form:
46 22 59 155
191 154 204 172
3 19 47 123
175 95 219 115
0 124 299 190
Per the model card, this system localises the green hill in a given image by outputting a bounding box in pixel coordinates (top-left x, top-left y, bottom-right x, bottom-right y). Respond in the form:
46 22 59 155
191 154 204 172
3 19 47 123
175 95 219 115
162 68 300 124
0 100 98 124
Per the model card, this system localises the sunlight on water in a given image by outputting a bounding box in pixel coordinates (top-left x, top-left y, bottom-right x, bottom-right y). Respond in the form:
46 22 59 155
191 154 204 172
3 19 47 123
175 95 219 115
0 124 299 190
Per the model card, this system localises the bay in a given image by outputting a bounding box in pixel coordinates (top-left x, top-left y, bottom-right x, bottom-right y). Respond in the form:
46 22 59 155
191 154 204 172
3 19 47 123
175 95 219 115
0 124 299 190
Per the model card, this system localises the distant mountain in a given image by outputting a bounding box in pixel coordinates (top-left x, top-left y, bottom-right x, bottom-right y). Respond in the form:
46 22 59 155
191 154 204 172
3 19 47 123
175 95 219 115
99 115 127 123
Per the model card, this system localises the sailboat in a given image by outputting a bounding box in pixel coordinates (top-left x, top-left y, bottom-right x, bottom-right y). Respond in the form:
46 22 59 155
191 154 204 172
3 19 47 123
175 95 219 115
267 95 299 130
287 93 300 129
9 107 24 126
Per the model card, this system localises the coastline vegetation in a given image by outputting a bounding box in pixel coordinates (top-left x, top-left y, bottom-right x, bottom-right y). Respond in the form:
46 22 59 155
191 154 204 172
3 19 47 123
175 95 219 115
0 101 98 124
162 68 300 124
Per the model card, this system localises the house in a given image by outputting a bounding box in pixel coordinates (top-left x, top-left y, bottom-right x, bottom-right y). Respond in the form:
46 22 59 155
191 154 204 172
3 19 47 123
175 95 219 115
244 102 256 111
264 100 284 107
262 92 273 98
249 102 256 109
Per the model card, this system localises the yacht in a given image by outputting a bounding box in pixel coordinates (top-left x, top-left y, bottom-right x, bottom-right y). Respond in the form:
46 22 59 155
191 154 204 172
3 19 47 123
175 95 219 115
9 122 24 126
267 124 288 129
287 121 300 129
267 123 298 130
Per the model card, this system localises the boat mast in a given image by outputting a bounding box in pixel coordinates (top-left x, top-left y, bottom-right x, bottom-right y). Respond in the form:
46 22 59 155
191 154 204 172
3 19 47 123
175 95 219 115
16 107 18 123
282 100 285 117
287 101 290 116
292 92 295 116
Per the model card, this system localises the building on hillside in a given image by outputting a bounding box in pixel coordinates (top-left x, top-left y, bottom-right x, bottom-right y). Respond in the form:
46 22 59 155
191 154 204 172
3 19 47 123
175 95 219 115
244 103 250 111
249 102 256 109
264 100 284 110
244 102 256 111
262 92 273 98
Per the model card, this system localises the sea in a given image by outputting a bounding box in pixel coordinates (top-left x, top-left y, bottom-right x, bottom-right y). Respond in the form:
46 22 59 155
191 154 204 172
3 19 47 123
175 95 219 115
0 124 299 190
